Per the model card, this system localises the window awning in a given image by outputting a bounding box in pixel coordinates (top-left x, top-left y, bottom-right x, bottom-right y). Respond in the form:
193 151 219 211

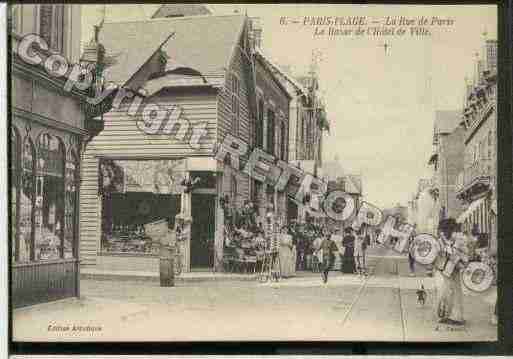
456 197 486 224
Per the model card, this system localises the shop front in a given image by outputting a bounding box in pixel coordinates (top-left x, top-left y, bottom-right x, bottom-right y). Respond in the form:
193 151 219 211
87 157 221 273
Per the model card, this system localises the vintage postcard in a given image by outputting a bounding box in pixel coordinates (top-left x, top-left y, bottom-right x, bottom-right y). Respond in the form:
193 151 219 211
9 3 501 346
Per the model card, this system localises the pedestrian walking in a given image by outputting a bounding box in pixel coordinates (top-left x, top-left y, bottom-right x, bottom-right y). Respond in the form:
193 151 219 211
319 230 337 284
342 227 356 274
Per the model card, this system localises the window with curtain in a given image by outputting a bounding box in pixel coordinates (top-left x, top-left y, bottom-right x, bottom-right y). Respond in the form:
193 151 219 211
19 137 35 262
39 4 64 53
35 133 65 261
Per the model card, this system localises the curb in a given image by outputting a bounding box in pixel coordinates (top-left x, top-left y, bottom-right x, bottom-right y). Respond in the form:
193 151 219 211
80 272 260 283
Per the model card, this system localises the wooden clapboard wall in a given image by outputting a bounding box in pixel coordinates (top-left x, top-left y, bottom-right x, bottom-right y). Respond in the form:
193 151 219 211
217 39 253 210
79 92 218 265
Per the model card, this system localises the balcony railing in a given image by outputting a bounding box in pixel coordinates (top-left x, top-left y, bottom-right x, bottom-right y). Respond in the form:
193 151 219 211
455 159 491 195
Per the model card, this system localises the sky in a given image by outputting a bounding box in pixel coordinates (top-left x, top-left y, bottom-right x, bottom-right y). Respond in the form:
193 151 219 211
82 4 497 209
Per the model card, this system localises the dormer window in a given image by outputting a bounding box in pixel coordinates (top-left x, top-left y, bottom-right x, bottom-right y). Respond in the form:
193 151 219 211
39 4 64 53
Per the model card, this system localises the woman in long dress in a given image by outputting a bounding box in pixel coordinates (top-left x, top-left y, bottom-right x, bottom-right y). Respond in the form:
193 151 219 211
279 226 295 278
433 223 471 325
342 227 356 274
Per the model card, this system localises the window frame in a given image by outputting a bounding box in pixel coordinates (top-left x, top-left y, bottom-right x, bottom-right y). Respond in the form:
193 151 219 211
256 98 264 148
267 108 275 155
35 133 66 261
11 128 21 262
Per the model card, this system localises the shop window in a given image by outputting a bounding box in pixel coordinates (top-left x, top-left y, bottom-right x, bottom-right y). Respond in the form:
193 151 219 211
99 159 184 255
19 137 35 262
35 133 65 261
64 150 79 259
10 128 20 261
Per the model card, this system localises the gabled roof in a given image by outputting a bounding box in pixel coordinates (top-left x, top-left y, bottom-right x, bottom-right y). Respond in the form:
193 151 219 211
98 15 246 87
254 52 292 101
434 110 461 135
254 49 308 98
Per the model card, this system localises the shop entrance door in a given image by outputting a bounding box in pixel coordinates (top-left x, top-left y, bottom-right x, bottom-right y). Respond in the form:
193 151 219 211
190 193 216 269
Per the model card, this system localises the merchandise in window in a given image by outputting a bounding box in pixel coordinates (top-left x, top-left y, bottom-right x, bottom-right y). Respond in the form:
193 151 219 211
34 134 65 261
99 159 185 255
64 150 79 259
19 137 35 262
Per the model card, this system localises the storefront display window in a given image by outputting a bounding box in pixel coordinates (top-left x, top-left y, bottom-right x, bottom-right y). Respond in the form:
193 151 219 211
35 133 65 261
11 129 20 261
64 150 79 259
99 159 185 255
19 137 35 262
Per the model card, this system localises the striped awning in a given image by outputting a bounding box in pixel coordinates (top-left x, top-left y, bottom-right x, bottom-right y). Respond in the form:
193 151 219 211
457 197 486 224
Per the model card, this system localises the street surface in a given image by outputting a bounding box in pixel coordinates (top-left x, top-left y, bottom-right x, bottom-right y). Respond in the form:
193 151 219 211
13 252 497 342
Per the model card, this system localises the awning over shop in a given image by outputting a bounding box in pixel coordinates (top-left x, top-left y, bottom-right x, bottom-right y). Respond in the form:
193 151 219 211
457 197 485 224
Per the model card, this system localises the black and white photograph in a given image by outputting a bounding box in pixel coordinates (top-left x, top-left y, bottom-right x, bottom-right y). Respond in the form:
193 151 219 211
7 2 508 348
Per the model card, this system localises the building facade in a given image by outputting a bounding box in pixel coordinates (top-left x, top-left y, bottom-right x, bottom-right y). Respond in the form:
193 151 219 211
10 4 97 307
428 110 466 233
255 55 329 224
455 39 498 251
78 14 290 273
408 178 436 234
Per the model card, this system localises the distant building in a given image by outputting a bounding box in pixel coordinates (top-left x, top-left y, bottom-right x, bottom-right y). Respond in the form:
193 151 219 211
427 110 465 232
408 179 436 233
456 38 497 251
